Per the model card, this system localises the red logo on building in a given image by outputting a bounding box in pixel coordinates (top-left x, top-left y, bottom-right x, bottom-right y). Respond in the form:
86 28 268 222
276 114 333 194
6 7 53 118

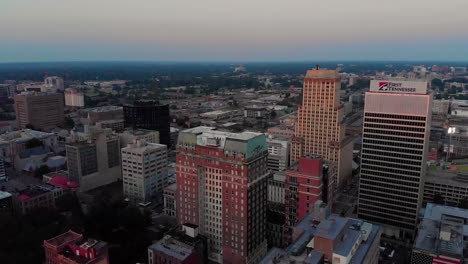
379 82 389 91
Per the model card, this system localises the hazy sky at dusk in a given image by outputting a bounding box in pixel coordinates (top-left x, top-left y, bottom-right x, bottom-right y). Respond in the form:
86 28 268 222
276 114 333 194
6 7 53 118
1 0 468 62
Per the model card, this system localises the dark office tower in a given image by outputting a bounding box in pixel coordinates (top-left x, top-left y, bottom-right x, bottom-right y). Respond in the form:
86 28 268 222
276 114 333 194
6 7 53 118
123 100 171 147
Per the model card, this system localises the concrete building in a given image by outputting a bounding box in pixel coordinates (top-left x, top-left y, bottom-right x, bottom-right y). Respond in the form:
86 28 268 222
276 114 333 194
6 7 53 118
123 100 170 147
118 128 160 147
95 119 124 132
64 88 85 107
12 184 63 214
424 167 468 206
176 127 269 263
444 126 468 158
266 135 290 172
412 203 468 264
66 128 121 192
0 191 13 214
148 224 208 264
14 92 64 131
358 80 432 239
267 125 294 139
291 67 353 188
0 158 5 181
121 140 168 204
164 183 177 218
0 129 58 163
44 230 109 264
79 106 123 124
44 76 64 91
260 201 381 264
200 110 235 120
244 105 269 119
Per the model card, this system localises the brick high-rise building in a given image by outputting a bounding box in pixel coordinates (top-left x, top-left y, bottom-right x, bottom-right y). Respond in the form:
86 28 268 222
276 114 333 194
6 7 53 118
14 92 64 131
290 67 353 188
358 80 431 239
123 100 170 147
176 127 269 264
44 230 109 264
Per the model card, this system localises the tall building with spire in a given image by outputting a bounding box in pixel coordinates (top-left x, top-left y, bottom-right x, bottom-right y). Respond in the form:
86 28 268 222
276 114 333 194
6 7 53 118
291 67 353 188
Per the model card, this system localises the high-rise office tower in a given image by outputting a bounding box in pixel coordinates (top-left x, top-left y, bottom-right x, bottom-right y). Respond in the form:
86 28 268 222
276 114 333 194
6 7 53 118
123 100 170 147
121 140 168 204
291 67 353 188
14 92 64 131
358 80 432 239
176 127 269 264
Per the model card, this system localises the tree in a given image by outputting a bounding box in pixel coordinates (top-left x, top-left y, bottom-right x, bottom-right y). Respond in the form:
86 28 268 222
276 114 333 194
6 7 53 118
170 105 178 110
270 110 277 119
34 165 50 178
285 92 291 98
459 197 468 209
25 138 43 148
431 78 443 89
64 116 75 129
433 193 445 205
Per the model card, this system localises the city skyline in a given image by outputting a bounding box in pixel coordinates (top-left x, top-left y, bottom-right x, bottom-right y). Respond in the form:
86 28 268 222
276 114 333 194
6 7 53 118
1 0 468 62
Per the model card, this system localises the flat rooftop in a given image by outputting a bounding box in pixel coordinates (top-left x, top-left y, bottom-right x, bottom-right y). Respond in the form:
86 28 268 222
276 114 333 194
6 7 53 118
149 235 194 261
45 230 83 247
0 191 12 200
414 203 468 260
305 69 340 79
181 126 262 141
81 106 122 112
0 129 54 143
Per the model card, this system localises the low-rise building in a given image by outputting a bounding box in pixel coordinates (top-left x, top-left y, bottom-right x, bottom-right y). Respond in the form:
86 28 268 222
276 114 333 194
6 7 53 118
12 184 63 214
0 129 58 163
79 106 123 124
424 167 468 206
412 203 468 264
44 230 109 264
260 201 381 264
199 110 235 120
244 105 269 119
164 183 177 218
148 224 208 264
0 191 13 214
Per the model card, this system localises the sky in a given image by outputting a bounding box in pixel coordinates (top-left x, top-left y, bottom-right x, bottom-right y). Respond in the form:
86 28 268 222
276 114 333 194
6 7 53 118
1 0 468 62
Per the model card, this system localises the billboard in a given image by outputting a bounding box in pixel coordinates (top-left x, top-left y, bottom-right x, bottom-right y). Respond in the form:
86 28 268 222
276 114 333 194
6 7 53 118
370 80 427 94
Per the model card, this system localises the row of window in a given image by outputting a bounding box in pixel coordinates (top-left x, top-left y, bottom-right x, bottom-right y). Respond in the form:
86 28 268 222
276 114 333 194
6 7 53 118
365 112 427 121
361 159 421 172
363 138 424 150
363 122 426 132
362 147 422 159
360 189 418 203
364 128 425 139
361 154 422 166
364 133 424 144
360 172 420 186
364 117 426 127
